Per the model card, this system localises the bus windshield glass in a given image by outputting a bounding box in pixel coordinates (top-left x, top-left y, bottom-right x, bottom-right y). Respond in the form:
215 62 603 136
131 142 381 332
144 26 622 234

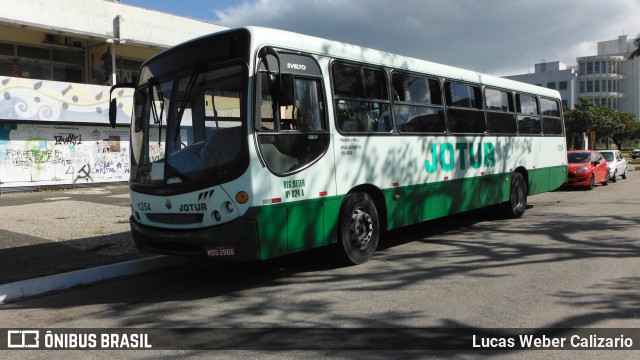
130 64 245 186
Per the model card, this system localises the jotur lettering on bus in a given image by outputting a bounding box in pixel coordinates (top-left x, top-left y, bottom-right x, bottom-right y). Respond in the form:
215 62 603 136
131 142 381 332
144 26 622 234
425 142 495 173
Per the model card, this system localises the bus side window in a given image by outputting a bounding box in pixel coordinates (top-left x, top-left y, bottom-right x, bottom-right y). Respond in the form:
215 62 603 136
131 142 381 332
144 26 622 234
445 81 485 134
516 94 542 135
485 88 517 134
256 62 330 175
332 62 391 133
392 72 445 133
540 97 563 135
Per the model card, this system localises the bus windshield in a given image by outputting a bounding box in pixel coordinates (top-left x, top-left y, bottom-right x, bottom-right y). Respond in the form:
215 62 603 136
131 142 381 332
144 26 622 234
130 63 245 186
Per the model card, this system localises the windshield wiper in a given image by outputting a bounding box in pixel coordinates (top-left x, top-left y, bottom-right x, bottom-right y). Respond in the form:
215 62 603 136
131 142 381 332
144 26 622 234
148 78 165 145
175 65 201 143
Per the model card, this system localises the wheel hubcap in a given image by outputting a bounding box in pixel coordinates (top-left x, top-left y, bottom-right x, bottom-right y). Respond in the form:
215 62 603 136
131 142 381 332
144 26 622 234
350 208 373 250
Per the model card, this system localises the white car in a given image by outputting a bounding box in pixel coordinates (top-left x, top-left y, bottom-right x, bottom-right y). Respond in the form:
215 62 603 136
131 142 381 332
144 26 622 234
599 150 628 182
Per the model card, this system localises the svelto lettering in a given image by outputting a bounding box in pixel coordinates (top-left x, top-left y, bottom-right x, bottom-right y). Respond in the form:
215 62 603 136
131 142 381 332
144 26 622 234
287 63 306 70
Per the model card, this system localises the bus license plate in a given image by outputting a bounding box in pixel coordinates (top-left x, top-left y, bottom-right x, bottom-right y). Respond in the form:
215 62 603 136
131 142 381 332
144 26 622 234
206 245 236 257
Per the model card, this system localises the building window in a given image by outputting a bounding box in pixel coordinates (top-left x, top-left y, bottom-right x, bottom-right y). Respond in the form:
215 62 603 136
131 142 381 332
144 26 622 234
116 58 143 84
547 82 556 89
586 62 593 74
0 42 13 56
0 42 84 82
17 45 49 60
559 81 567 90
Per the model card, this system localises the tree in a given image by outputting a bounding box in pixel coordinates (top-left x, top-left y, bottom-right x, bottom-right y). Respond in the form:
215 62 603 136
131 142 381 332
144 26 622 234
564 98 599 149
591 106 622 149
564 97 638 150
611 111 639 150
629 34 640 59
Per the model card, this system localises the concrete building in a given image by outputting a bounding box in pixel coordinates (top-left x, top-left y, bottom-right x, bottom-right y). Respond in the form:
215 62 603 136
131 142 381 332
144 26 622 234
505 35 640 123
0 0 227 191
576 35 640 119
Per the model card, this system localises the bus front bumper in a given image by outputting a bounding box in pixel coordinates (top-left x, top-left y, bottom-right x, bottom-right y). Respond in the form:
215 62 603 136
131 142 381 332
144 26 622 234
130 217 260 261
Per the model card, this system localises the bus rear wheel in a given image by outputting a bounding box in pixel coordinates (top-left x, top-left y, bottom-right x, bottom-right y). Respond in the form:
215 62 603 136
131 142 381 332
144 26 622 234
334 192 379 265
501 172 527 218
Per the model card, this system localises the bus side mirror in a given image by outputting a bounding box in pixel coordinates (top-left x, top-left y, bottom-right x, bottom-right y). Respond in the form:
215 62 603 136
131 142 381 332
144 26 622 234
108 83 136 128
109 98 118 128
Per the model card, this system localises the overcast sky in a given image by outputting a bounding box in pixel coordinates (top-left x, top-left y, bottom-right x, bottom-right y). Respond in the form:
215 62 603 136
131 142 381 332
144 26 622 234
124 0 640 76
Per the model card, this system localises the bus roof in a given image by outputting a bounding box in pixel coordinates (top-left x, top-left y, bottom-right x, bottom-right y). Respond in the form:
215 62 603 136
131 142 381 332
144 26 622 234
243 26 560 99
151 26 560 99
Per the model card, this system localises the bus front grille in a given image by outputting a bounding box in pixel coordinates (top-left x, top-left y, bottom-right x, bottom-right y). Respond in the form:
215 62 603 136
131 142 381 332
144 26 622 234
146 213 204 225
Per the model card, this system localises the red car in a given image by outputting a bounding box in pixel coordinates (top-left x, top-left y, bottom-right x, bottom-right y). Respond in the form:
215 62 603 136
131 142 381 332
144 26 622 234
566 150 609 190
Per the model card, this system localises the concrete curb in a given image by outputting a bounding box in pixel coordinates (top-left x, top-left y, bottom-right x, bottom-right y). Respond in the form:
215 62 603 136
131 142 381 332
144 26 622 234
0 256 189 304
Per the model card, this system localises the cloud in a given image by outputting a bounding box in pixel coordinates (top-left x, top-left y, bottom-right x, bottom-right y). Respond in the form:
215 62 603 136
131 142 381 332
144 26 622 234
214 0 640 76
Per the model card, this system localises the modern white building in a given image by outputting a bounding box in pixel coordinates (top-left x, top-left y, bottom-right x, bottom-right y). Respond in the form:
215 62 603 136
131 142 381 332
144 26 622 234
576 35 640 119
0 0 227 190
506 35 640 123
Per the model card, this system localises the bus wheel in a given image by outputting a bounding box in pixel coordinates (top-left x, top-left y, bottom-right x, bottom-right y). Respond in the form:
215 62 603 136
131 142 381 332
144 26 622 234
334 192 379 265
501 172 527 219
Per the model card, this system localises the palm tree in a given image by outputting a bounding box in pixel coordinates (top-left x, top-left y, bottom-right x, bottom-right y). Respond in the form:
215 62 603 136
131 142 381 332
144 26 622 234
630 34 640 59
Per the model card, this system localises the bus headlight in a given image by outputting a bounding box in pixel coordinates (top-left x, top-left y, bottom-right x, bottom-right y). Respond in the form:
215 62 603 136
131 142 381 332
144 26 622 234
225 201 235 213
213 210 222 222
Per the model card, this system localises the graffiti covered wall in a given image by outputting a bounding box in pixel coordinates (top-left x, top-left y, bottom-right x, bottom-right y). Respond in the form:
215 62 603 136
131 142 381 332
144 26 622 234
1 124 130 185
1 76 133 188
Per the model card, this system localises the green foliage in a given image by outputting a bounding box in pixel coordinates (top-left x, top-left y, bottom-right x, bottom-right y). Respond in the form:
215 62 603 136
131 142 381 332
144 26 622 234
629 34 640 59
564 97 639 150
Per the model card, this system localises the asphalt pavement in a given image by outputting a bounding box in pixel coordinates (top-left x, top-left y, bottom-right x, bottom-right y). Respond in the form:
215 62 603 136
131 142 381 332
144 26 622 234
1 162 637 301
0 185 149 285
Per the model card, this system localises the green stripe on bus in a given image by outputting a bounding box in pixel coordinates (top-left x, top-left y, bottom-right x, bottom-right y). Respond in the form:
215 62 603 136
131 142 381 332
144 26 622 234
250 165 566 260
250 196 342 260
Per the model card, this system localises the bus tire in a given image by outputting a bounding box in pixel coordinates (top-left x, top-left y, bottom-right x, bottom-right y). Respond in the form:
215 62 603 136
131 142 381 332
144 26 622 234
334 192 379 265
501 172 527 219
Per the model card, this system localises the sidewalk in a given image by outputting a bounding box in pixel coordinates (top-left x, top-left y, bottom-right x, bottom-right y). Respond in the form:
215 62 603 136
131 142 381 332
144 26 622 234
0 185 179 302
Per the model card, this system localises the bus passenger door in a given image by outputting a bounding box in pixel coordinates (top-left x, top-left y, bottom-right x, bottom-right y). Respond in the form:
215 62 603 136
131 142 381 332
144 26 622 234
255 62 336 253
265 133 337 252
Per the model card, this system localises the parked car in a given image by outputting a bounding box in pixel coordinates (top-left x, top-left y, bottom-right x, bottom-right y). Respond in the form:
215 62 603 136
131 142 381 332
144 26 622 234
631 149 640 159
599 150 628 182
566 150 609 190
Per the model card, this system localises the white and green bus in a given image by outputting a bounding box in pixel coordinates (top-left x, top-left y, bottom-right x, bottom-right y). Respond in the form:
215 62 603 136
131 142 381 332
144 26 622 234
109 27 567 265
